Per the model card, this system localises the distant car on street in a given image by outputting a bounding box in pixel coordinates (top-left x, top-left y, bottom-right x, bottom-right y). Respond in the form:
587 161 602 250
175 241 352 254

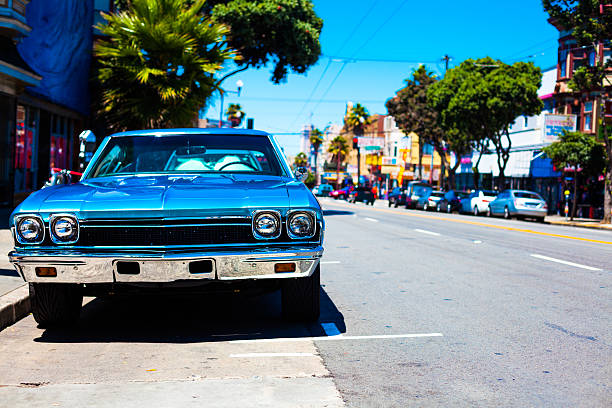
405 181 432 209
348 186 375 205
416 190 444 211
460 190 498 216
312 184 333 197
487 189 547 221
330 185 352 200
437 190 468 213
387 187 407 207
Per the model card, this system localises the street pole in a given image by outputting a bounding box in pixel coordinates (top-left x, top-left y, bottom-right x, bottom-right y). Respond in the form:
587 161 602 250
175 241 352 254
218 91 224 128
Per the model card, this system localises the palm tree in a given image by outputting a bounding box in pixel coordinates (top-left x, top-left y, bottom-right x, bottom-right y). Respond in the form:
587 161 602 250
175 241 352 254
226 103 245 127
309 128 324 183
293 152 308 168
95 0 233 130
344 103 372 136
344 103 372 183
328 136 349 189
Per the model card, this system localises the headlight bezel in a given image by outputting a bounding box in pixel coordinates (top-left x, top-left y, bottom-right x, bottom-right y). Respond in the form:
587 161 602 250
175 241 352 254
49 214 79 244
287 210 316 239
14 214 45 245
252 210 282 240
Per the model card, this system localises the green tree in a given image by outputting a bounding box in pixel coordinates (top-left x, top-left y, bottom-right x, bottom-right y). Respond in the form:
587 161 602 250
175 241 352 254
428 57 543 189
309 128 324 183
114 1 322 83
210 0 323 84
226 103 245 127
543 0 612 223
95 0 232 130
387 65 452 185
293 152 308 168
344 103 371 183
543 130 607 220
328 135 349 189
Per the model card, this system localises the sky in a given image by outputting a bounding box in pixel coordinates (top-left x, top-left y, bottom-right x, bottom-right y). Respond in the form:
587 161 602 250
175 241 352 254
203 0 560 155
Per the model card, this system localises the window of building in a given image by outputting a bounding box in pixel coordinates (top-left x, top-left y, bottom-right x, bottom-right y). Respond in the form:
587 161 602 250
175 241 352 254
584 101 593 132
588 50 596 66
559 49 568 77
423 143 434 155
572 49 586 73
604 41 612 64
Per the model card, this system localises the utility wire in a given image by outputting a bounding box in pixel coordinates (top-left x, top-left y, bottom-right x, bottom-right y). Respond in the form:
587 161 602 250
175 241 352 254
309 62 349 114
349 0 410 58
307 0 411 120
290 0 382 128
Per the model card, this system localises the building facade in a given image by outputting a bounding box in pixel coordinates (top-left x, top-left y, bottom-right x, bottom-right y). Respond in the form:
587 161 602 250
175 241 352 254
0 0 112 209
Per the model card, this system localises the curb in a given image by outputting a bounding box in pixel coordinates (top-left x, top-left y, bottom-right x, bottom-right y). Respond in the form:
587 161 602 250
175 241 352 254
0 285 30 332
546 220 612 231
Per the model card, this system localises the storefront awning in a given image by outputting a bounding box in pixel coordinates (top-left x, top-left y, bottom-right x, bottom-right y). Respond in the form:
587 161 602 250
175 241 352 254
476 151 534 177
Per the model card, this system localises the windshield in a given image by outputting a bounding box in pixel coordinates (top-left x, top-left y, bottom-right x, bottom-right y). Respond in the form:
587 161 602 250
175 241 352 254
87 134 283 178
514 191 542 200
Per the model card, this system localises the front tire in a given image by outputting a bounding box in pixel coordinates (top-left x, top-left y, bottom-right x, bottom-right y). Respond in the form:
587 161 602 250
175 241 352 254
29 283 82 328
423 202 429 211
486 206 492 217
473 206 479 216
281 266 320 321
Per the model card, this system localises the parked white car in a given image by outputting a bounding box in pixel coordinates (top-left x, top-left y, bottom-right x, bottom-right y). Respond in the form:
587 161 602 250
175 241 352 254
460 190 498 216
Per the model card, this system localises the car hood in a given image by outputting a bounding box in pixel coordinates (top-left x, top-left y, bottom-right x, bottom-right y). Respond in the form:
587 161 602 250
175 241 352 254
14 174 308 219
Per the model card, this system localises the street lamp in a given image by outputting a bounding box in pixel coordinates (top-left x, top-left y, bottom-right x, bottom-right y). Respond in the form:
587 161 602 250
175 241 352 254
219 80 243 127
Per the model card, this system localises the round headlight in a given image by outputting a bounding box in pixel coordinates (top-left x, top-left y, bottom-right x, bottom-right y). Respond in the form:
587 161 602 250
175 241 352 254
50 216 78 243
17 217 44 243
253 212 280 238
288 212 315 238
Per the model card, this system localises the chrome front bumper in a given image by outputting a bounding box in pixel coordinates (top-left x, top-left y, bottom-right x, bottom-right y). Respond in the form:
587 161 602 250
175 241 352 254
9 246 323 283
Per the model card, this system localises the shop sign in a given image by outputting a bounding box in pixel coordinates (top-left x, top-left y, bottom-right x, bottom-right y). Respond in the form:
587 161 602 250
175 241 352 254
357 137 383 150
543 114 577 143
382 156 397 165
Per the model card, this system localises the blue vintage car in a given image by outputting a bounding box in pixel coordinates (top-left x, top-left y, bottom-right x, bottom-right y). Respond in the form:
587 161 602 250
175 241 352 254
9 129 324 327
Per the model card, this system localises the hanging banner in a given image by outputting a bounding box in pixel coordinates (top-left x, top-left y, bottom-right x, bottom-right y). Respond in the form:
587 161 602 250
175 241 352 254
543 114 577 143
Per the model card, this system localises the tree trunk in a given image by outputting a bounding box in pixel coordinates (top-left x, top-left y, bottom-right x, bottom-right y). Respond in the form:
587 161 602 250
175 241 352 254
448 161 461 189
336 155 341 190
603 124 612 224
571 169 578 221
418 138 423 180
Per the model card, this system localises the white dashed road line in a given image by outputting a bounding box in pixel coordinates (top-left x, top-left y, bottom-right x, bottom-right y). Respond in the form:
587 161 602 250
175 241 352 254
414 228 441 236
230 353 316 358
364 217 378 222
230 333 443 344
530 254 602 271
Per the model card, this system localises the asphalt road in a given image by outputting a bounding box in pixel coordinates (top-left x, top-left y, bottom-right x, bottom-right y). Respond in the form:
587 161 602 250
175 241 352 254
0 198 611 407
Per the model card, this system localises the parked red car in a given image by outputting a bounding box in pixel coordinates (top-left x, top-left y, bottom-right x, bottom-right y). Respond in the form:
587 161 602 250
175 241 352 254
330 185 353 200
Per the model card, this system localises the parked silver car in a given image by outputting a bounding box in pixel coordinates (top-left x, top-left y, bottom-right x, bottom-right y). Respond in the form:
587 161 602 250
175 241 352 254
487 190 547 222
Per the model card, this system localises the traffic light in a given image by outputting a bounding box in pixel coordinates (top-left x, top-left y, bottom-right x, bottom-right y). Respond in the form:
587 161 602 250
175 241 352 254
353 137 358 149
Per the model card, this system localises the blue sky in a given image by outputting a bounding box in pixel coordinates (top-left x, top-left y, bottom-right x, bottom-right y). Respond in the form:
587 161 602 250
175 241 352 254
204 0 560 154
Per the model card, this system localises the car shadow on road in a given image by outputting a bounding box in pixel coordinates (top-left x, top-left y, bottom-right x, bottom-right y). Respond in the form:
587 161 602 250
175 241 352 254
0 268 19 277
322 209 353 216
33 287 345 344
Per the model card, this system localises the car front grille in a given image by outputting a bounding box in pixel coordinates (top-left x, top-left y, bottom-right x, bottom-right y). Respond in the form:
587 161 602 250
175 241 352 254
79 224 255 247
70 218 319 248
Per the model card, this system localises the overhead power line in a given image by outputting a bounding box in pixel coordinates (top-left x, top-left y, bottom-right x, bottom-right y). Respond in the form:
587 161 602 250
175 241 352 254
290 0 382 127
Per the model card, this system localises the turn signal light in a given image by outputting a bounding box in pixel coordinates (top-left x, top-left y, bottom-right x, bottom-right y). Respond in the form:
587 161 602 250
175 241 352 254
35 267 57 277
274 263 296 273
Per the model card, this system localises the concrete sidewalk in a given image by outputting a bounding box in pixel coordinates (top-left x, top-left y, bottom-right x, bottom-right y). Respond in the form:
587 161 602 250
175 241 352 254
0 229 29 332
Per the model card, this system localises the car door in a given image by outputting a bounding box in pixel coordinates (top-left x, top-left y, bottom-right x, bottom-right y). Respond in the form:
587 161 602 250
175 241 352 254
490 191 504 214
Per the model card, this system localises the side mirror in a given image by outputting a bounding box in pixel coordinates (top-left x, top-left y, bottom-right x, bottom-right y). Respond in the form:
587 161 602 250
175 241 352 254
295 167 308 182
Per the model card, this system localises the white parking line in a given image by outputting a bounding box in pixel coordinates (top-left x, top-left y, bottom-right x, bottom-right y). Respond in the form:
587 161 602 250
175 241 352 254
473 240 482 244
414 229 441 236
530 254 602 271
364 217 378 222
230 353 316 358
230 333 443 344
321 261 341 264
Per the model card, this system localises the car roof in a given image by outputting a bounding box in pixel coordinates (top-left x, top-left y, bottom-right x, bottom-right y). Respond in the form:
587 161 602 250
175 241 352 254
110 128 271 138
